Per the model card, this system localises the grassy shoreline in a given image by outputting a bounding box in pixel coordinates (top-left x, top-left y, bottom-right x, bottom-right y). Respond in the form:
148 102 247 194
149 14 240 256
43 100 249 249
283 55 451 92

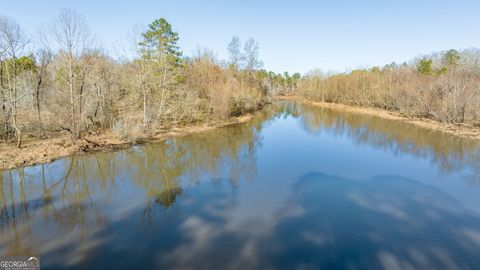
0 114 254 171
276 95 480 140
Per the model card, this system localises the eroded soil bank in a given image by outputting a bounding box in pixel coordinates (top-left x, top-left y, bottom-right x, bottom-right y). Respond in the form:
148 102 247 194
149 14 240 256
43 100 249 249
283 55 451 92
276 96 480 140
0 115 253 170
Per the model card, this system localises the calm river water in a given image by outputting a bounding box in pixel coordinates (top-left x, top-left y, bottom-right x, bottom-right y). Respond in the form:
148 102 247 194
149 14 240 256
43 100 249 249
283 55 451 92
1 101 480 269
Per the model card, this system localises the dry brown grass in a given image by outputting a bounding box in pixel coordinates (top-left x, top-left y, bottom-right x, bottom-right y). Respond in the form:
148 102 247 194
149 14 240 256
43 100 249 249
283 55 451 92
0 113 254 170
276 96 480 140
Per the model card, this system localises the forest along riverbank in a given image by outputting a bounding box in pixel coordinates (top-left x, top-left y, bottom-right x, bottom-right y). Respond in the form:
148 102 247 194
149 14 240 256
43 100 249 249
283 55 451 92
0 114 254 170
276 96 480 140
2 98 480 270
1 14 298 170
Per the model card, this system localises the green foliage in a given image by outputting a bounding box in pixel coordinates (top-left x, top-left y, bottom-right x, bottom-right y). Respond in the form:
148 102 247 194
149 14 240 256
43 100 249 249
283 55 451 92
384 62 397 70
256 69 268 80
283 71 292 84
292 72 301 81
442 49 460 67
436 66 448 75
0 56 35 82
352 69 369 75
16 56 36 72
417 59 433 75
370 66 381 73
255 69 301 95
139 18 182 65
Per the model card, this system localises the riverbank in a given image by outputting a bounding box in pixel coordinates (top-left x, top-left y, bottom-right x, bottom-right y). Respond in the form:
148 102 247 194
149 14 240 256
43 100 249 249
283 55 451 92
0 114 254 170
276 95 480 140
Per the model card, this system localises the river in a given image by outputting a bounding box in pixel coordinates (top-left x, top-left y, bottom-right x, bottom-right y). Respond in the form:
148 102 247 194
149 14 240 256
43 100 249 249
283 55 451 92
1 101 480 269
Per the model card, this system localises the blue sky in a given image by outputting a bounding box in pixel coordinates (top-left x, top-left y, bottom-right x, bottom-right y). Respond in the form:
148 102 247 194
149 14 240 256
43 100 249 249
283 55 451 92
2 0 480 74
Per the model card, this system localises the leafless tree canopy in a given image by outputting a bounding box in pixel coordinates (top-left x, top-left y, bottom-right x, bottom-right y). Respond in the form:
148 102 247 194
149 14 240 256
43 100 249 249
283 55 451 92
0 10 279 147
3 9 478 149
298 50 480 127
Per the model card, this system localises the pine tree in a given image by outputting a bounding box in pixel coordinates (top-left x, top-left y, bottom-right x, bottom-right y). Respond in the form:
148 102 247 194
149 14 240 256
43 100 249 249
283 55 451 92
139 18 182 66
138 18 183 124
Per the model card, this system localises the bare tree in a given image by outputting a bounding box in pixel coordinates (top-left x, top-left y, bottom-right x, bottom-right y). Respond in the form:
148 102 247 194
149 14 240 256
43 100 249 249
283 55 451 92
0 16 29 147
129 24 151 129
49 8 93 138
228 36 242 69
0 19 7 141
33 48 51 136
0 12 270 149
89 51 118 128
243 38 262 71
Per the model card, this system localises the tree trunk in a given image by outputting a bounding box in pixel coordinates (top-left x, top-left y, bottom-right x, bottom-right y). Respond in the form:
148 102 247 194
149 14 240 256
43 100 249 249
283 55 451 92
12 101 21 148
35 76 44 136
11 63 21 148
141 63 148 129
68 57 78 139
0 61 9 143
78 67 87 133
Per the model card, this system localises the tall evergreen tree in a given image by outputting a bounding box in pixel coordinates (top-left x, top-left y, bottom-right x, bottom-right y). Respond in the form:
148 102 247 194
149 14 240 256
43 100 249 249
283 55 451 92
138 18 183 125
442 49 460 68
417 59 433 75
139 18 182 66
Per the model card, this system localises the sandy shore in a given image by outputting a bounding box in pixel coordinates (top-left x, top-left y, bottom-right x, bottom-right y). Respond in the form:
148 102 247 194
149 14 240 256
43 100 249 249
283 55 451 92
0 114 253 171
276 95 480 140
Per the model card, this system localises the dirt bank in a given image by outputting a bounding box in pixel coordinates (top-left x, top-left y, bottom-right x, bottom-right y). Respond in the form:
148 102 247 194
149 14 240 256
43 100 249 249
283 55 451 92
276 95 480 140
0 114 254 171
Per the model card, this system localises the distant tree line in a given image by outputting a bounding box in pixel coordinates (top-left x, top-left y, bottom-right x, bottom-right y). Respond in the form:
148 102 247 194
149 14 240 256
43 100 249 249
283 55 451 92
298 48 480 126
0 9 298 147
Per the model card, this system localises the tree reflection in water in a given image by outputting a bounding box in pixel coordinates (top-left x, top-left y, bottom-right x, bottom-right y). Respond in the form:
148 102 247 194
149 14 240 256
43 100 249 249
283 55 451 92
292 102 480 183
0 101 479 269
0 106 275 266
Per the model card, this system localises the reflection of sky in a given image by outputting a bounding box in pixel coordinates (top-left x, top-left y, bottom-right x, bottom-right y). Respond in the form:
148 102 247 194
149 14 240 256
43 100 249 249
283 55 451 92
2 102 480 269
255 113 480 215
